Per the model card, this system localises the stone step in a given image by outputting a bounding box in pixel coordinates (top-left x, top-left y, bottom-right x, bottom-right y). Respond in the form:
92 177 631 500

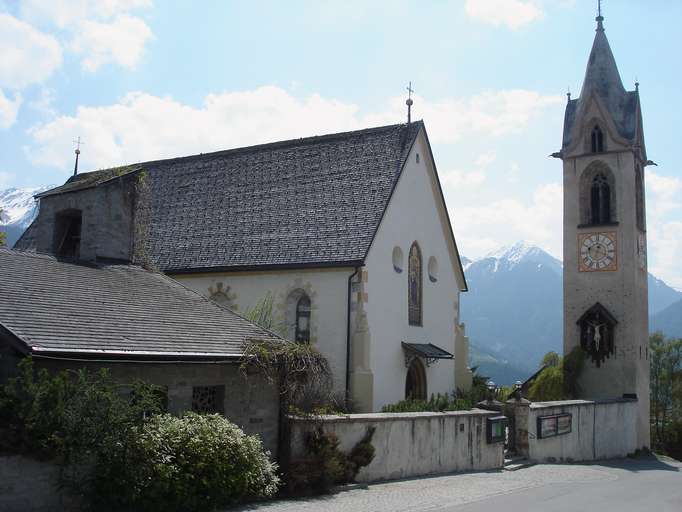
504 458 535 471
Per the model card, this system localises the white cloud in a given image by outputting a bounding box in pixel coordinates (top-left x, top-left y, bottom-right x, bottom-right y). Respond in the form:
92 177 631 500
646 170 682 220
0 171 17 188
368 90 562 143
25 86 560 174
441 153 496 189
464 0 543 30
0 13 62 89
649 221 682 290
28 87 56 116
449 182 563 260
70 14 153 71
19 0 152 28
0 90 22 129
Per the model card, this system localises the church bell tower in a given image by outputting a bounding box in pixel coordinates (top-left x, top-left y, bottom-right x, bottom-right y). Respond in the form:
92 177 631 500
559 12 650 448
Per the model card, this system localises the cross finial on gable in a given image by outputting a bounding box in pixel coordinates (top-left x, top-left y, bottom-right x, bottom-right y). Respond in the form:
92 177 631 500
406 81 414 124
596 0 604 30
73 136 85 176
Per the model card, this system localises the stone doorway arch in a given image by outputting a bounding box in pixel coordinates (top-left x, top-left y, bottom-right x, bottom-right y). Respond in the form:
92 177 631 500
405 358 427 400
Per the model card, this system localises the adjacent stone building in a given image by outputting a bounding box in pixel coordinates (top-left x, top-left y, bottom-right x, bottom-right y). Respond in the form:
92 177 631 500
0 248 282 453
16 121 472 412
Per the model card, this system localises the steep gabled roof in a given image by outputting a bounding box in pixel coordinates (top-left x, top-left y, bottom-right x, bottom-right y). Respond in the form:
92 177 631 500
0 248 281 359
562 17 640 150
36 122 423 272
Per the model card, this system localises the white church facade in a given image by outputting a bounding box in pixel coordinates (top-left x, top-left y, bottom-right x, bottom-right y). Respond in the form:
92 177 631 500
16 120 471 413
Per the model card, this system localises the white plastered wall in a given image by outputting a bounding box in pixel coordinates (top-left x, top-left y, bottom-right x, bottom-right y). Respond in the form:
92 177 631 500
172 268 355 394
362 129 467 411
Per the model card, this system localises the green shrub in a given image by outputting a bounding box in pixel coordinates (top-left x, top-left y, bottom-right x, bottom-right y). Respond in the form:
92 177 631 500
96 412 279 511
381 392 472 413
287 426 375 495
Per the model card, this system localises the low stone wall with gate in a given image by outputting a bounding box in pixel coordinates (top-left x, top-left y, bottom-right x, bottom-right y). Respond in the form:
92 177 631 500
509 398 638 463
288 409 505 483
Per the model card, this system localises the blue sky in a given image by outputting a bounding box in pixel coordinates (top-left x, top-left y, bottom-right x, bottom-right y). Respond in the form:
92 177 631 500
1 0 681 288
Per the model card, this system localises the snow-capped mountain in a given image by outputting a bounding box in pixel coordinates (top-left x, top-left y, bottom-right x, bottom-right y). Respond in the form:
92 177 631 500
0 186 53 247
463 241 682 384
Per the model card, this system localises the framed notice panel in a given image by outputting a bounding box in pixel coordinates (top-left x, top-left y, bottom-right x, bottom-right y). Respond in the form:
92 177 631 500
487 416 507 444
537 413 572 439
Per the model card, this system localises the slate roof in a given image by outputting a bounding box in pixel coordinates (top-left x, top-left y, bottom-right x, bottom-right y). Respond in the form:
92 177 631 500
562 19 639 150
0 248 281 359
36 122 423 272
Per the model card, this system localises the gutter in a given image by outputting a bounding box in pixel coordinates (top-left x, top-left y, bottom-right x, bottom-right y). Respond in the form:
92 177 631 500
345 266 360 405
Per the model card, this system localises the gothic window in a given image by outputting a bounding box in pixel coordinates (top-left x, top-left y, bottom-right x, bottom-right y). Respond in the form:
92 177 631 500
590 173 612 224
405 358 427 400
408 242 422 326
577 303 617 368
591 125 605 153
53 209 82 258
191 385 225 414
295 295 311 343
635 166 645 231
580 163 616 226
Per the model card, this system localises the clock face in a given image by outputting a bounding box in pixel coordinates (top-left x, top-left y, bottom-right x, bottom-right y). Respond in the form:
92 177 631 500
637 232 647 271
579 232 617 272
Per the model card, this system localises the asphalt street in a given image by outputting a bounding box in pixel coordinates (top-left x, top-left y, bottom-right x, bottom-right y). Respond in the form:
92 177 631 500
234 455 682 512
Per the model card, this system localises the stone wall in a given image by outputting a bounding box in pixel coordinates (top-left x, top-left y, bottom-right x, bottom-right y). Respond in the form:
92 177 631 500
511 398 638 463
289 409 504 483
0 456 73 512
33 358 280 455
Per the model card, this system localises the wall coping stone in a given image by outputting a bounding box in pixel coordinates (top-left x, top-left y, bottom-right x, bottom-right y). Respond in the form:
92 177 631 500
288 408 497 424
530 398 637 409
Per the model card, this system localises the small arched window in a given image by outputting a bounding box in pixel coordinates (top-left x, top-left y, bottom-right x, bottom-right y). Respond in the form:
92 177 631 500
590 173 612 224
408 242 422 326
295 295 311 343
591 125 605 153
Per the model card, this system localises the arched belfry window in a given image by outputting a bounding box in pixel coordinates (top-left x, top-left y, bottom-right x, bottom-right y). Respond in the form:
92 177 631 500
408 242 422 326
635 166 645 231
295 295 311 343
591 125 605 153
590 173 612 224
580 163 616 226
54 209 82 259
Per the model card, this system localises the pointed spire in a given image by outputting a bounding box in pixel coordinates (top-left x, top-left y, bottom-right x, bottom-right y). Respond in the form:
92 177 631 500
579 11 626 100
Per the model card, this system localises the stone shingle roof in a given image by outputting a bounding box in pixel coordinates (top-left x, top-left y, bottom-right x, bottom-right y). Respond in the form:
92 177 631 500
0 248 281 359
141 122 422 272
36 122 423 272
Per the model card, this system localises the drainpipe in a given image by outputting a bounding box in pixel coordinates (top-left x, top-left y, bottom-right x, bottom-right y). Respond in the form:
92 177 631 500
345 266 360 407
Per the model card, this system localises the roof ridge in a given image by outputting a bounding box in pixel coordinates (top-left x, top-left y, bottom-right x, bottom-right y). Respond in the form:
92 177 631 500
75 121 423 177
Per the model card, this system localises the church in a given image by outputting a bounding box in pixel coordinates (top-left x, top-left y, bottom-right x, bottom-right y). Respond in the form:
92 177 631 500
14 119 472 413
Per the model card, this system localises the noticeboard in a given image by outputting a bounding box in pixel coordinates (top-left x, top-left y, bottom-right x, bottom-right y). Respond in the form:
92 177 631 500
537 413 572 439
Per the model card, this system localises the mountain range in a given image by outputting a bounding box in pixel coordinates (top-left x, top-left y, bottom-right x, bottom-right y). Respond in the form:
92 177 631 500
2 187 681 384
462 241 682 385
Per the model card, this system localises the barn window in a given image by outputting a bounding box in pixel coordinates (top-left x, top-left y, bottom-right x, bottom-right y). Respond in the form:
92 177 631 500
54 209 82 259
191 385 225 414
408 242 422 326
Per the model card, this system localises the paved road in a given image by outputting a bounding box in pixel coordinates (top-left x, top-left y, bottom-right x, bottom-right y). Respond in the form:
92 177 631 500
234 456 682 512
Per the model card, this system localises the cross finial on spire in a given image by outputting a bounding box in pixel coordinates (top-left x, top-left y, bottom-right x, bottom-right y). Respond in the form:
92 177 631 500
406 81 414 124
73 136 84 176
596 0 604 30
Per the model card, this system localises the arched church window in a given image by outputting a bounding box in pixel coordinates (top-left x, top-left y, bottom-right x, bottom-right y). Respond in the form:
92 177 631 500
408 242 422 326
295 295 311 343
590 173 612 225
591 125 605 153
635 166 645 231
405 358 427 400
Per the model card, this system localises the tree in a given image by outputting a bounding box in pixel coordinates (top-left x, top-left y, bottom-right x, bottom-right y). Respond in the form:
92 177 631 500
541 351 561 368
650 331 682 455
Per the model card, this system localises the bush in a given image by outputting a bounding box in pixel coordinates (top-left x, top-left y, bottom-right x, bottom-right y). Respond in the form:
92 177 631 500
96 412 280 512
381 392 471 413
287 426 375 495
